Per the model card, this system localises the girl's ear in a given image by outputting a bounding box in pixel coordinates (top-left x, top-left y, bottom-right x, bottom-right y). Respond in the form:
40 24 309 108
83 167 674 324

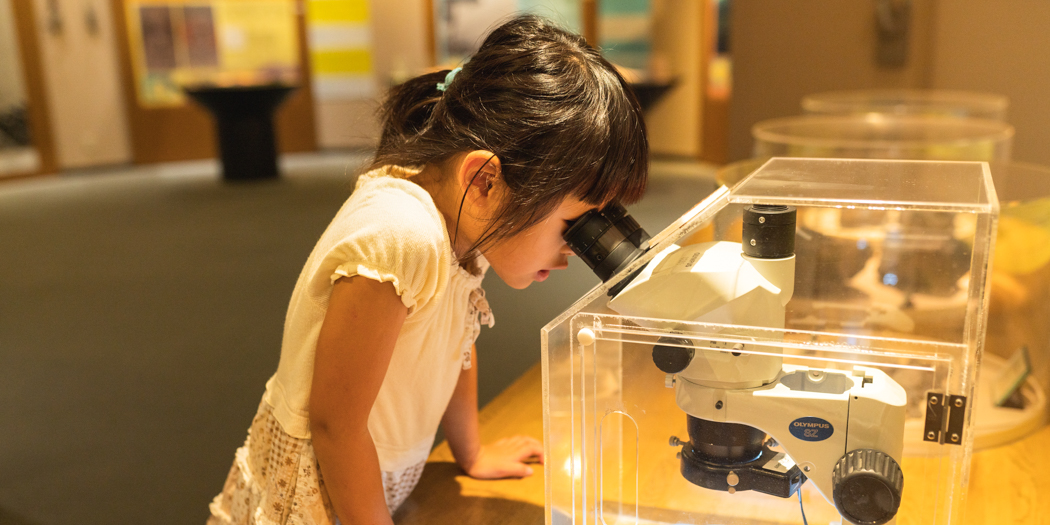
457 150 502 200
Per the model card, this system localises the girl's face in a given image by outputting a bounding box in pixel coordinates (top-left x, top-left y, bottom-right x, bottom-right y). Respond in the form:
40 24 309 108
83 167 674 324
483 197 598 289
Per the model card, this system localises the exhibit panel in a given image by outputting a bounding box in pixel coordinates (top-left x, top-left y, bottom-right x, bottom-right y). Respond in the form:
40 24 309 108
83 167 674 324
543 158 998 525
112 0 315 163
0 0 48 176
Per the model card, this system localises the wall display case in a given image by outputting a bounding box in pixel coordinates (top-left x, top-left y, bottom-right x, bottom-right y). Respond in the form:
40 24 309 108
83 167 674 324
543 158 998 525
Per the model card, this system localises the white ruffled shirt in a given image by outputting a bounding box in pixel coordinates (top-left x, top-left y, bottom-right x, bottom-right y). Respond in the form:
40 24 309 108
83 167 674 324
263 165 494 472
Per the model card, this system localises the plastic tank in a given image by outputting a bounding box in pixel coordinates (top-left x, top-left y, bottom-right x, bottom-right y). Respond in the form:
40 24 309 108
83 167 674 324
715 158 765 188
980 162 1050 437
752 114 1013 161
801 89 1008 121
543 158 998 525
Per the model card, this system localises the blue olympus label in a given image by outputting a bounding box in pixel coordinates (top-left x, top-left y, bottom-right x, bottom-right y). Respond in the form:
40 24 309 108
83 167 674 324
789 417 834 442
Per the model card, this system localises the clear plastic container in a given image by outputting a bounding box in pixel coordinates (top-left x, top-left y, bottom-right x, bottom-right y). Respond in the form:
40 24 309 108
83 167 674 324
752 114 1013 162
980 162 1050 434
714 158 766 188
543 158 998 525
801 89 1009 121
713 160 1049 446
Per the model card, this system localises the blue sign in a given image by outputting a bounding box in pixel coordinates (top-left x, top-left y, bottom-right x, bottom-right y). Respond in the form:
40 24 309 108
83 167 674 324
789 417 835 442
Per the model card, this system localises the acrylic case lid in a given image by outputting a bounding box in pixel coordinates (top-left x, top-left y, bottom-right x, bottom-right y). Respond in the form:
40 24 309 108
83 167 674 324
542 158 999 525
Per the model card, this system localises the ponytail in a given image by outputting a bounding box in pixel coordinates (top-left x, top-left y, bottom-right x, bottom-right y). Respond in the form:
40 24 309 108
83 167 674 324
375 70 447 157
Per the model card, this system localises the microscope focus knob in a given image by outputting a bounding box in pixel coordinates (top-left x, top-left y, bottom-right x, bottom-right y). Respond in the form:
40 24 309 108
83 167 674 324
832 449 904 525
652 337 694 374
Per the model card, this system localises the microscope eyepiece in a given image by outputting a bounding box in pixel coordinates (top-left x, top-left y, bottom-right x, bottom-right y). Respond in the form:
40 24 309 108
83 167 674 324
563 202 650 292
742 204 796 259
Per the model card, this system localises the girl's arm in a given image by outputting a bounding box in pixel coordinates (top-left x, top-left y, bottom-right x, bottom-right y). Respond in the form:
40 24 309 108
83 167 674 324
441 345 544 478
310 276 408 525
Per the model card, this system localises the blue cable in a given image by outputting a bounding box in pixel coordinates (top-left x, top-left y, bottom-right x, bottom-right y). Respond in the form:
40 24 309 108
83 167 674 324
798 487 809 525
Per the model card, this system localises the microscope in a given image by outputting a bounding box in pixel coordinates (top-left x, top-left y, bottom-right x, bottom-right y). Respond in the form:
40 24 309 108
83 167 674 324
564 202 908 525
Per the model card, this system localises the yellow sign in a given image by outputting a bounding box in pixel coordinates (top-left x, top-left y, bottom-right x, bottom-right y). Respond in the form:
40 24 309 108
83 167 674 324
306 0 374 101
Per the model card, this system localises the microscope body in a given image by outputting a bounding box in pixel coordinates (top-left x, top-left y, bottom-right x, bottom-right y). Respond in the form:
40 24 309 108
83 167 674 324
611 240 793 388
609 237 907 525
676 360 907 523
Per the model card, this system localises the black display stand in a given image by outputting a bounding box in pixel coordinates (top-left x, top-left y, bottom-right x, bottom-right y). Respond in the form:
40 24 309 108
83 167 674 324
184 85 296 181
628 81 675 113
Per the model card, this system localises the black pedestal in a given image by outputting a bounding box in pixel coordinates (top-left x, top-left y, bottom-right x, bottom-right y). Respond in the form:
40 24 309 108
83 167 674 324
627 81 675 113
185 85 296 181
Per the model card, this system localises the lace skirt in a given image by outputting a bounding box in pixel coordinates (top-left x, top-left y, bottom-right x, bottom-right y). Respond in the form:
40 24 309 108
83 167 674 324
207 399 426 525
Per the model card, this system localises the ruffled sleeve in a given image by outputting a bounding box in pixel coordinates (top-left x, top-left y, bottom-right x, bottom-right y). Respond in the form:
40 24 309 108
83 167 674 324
318 176 450 314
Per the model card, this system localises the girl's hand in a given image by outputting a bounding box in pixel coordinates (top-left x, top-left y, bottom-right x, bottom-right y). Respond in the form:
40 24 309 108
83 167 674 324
463 435 544 479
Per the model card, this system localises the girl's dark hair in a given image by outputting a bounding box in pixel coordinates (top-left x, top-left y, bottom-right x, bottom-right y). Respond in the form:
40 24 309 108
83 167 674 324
371 14 649 263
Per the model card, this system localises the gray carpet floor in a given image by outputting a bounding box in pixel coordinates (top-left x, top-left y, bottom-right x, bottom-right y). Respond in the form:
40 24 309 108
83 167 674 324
0 151 716 525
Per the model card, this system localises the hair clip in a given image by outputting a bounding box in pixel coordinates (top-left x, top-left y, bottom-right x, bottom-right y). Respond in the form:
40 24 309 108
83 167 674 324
436 67 462 92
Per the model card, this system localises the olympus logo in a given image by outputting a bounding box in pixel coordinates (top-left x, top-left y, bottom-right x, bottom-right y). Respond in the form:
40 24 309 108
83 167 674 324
793 421 830 429
789 417 835 442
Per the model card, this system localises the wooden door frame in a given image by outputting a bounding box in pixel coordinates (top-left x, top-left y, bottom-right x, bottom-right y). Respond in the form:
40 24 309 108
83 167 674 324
700 0 728 164
424 0 436 65
9 0 58 176
581 0 598 46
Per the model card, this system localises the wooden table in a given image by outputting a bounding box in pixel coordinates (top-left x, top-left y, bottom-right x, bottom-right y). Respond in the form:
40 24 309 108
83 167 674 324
396 364 1050 524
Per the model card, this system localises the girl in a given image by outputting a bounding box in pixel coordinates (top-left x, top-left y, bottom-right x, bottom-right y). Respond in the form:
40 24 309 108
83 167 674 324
207 14 648 525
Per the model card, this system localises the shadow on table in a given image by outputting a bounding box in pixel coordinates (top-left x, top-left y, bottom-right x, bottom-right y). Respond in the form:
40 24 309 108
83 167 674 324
0 507 45 525
394 462 545 525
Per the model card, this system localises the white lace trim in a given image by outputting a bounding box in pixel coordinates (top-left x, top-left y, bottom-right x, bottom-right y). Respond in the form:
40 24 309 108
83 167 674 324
207 400 426 524
462 287 495 369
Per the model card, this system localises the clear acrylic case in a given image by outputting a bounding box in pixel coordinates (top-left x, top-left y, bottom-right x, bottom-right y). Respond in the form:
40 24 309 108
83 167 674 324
542 158 999 525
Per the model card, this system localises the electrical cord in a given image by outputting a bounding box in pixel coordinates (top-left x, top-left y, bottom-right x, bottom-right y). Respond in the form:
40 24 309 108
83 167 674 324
798 486 809 525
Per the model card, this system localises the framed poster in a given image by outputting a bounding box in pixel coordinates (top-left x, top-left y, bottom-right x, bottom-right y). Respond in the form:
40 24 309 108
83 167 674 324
434 0 583 64
126 0 300 107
